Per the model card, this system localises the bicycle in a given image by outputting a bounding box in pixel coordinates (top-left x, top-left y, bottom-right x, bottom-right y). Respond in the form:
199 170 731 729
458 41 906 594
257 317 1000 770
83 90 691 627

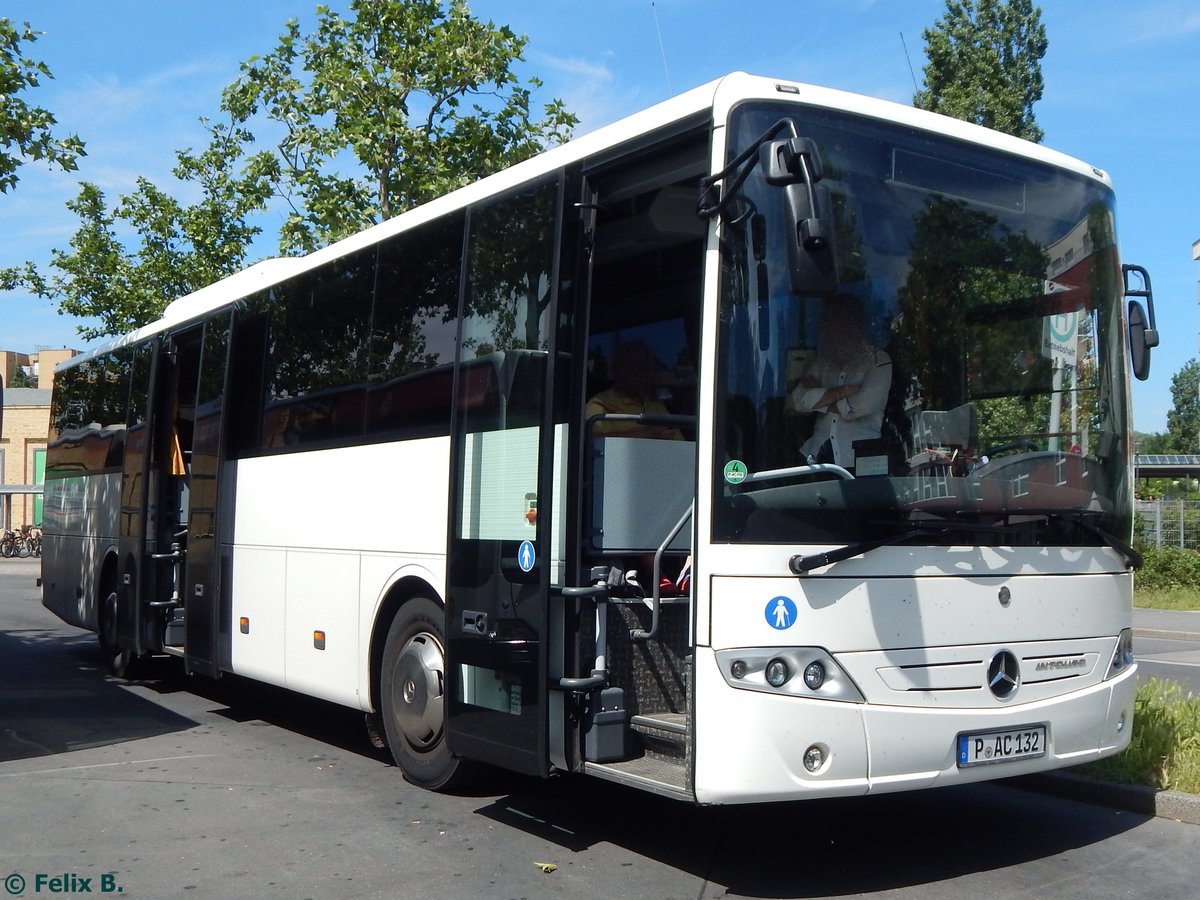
1 526 40 559
26 524 43 558
1 529 28 558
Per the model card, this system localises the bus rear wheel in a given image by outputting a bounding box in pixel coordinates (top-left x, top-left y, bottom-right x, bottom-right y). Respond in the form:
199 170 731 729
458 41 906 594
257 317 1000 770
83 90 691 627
98 588 134 678
379 597 469 790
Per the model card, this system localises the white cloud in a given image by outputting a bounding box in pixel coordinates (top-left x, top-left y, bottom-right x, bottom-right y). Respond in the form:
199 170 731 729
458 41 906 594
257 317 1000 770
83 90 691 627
534 53 614 82
1123 4 1200 43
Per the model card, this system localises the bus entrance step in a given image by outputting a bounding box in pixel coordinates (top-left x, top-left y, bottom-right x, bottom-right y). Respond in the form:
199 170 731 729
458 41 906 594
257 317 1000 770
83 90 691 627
630 712 687 735
630 713 688 760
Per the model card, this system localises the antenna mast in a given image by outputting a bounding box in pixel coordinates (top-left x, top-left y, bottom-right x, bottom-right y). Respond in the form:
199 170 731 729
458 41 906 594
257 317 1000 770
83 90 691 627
652 3 673 95
900 31 921 96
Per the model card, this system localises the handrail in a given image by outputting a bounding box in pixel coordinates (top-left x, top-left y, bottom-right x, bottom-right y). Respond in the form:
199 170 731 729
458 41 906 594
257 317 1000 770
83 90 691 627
631 501 694 642
742 462 853 483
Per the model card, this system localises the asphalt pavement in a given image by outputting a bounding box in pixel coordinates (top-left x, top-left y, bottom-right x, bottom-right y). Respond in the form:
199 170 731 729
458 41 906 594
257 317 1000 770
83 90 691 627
3 556 1198 827
1133 606 1200 643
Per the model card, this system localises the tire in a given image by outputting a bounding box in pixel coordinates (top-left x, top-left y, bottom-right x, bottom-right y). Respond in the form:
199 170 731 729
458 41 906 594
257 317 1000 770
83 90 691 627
0 539 12 559
15 538 30 559
98 587 134 678
379 597 470 790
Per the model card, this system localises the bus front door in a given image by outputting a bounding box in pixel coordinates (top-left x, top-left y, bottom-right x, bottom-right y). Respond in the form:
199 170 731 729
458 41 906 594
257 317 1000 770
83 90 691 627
444 179 565 778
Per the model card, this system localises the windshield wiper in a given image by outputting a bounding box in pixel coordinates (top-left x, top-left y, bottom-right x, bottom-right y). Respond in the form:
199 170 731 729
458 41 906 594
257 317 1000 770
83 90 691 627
789 520 961 574
788 511 1142 575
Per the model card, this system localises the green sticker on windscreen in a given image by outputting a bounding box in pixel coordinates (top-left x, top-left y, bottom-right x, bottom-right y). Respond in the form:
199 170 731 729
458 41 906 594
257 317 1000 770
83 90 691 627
723 459 748 484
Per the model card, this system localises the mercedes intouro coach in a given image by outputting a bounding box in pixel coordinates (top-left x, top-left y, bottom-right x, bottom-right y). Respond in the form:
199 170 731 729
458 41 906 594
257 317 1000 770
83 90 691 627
42 73 1157 803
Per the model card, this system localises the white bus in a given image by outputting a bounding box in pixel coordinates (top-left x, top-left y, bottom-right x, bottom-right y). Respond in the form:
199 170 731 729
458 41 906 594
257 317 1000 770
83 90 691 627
42 72 1158 804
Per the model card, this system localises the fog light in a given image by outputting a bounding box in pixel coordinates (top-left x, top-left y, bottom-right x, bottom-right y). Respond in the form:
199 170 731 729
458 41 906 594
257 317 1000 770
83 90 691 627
803 661 826 690
765 658 790 687
730 659 747 680
803 744 825 772
1117 710 1127 734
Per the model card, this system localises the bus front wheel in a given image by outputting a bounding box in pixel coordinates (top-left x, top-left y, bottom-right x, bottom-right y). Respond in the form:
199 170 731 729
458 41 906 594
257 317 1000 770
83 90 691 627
380 597 469 790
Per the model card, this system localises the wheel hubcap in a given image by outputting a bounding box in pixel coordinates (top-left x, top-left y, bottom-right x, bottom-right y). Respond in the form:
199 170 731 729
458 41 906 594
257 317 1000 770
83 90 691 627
393 631 445 751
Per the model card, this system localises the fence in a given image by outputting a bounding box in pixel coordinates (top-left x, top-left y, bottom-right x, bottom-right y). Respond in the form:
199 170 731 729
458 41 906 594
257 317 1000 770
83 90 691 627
1135 499 1200 550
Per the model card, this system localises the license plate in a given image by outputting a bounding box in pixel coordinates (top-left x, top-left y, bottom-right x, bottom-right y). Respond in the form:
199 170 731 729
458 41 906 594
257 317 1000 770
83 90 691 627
957 724 1047 767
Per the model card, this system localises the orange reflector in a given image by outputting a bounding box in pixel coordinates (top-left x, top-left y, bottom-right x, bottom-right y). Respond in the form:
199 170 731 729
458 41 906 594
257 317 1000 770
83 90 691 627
314 630 326 650
239 617 249 634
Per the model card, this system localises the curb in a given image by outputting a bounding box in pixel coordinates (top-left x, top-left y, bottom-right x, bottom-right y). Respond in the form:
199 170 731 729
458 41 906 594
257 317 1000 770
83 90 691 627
1134 627 1200 643
1009 771 1200 825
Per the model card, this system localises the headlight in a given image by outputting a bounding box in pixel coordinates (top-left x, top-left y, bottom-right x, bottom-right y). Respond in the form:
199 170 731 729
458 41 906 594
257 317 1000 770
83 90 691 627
1106 628 1135 679
803 661 826 690
765 658 791 687
714 648 864 702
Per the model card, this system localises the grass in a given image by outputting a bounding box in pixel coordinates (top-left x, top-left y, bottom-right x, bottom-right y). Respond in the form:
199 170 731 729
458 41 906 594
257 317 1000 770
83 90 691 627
1078 678 1200 794
1135 587 1200 612
1080 566 1200 792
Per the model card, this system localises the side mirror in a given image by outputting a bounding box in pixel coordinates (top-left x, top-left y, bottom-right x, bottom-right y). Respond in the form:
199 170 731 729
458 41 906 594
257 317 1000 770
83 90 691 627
1122 264 1157 382
760 137 838 294
1127 300 1151 381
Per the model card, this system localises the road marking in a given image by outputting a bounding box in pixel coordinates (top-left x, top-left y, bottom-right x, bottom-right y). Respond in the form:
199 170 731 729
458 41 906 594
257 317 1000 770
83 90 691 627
1138 658 1200 669
0 754 217 778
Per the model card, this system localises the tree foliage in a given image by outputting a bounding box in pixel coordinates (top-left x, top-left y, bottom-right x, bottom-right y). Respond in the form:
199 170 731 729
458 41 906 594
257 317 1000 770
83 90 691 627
0 18 85 194
13 0 576 340
1164 360 1200 454
220 0 577 254
17 122 275 340
914 0 1048 142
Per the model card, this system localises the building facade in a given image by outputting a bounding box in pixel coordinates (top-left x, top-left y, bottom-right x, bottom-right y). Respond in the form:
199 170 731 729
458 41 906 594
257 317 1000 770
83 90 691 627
1 349 78 530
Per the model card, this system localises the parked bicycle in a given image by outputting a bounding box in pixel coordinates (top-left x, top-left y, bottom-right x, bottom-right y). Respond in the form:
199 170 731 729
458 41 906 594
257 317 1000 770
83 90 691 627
26 524 42 558
1 529 22 558
0 525 41 558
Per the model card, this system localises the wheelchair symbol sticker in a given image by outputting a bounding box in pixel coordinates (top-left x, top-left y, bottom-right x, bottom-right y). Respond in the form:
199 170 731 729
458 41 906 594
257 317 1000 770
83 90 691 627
765 596 797 630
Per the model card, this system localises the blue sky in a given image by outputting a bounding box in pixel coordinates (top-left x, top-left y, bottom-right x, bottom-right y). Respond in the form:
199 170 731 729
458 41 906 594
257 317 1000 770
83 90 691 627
2 0 1197 434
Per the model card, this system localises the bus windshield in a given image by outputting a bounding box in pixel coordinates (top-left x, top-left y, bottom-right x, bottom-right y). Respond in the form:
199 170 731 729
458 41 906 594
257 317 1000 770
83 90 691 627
713 102 1130 548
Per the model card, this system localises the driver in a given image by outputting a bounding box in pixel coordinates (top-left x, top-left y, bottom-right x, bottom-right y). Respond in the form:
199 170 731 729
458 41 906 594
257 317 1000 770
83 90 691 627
791 295 892 470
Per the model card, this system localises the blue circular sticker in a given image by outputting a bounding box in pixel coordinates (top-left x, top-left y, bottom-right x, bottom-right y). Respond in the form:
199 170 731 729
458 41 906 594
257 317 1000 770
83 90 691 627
765 595 797 630
518 540 536 573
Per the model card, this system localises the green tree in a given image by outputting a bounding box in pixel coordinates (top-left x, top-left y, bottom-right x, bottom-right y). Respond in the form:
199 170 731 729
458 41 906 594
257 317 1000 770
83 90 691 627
220 0 577 254
0 18 85 193
914 0 1048 142
12 0 576 339
1136 431 1175 454
1165 360 1200 454
16 122 275 340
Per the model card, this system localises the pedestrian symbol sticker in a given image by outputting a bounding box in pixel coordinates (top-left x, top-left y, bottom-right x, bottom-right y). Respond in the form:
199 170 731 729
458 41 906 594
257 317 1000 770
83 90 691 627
766 596 797 630
518 540 536 573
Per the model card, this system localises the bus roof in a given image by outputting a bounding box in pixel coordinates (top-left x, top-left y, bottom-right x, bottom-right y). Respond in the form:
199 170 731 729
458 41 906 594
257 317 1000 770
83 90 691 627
59 72 1110 372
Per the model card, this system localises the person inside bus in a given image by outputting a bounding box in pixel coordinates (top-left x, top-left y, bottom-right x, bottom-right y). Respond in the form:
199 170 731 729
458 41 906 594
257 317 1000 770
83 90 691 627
585 340 683 440
791 294 892 470
585 339 686 596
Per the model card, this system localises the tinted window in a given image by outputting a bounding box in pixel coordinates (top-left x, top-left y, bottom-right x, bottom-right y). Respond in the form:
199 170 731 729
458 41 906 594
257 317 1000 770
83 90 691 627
46 350 132 477
227 300 269 456
458 180 558 433
367 213 464 438
261 249 375 450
